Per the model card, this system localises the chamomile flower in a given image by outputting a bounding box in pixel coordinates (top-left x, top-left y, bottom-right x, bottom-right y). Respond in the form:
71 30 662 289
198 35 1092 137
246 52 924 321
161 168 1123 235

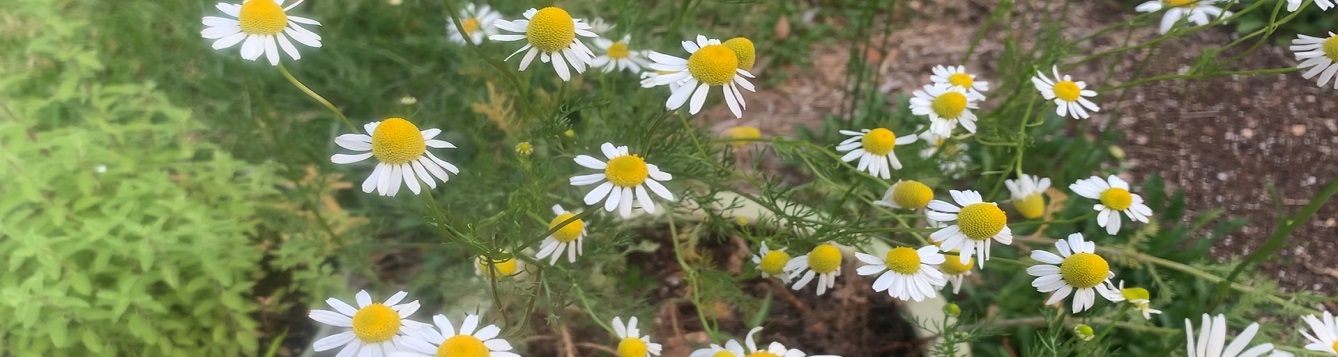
1291 32 1338 89
1069 175 1154 235
1026 233 1117 313
587 17 613 34
200 0 322 65
689 327 821 357
938 249 974 294
1299 310 1338 355
571 143 675 218
1288 0 1335 12
592 35 648 73
1005 174 1051 219
1102 280 1163 320
612 316 663 357
834 128 917 179
910 83 984 137
446 3 500 44
474 253 523 279
786 244 844 296
926 190 1012 268
331 118 460 197
535 204 587 264
752 242 793 283
308 290 425 355
725 126 763 149
930 65 990 97
723 37 757 71
856 245 948 302
393 314 519 357
490 7 596 81
640 70 688 93
647 35 757 118
918 130 972 178
1032 66 1100 120
1136 0 1232 34
874 180 935 210
1184 314 1279 357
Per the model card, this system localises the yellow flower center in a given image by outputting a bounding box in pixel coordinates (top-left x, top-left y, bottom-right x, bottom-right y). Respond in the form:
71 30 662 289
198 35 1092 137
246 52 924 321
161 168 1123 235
723 37 756 71
1165 0 1197 7
617 337 649 357
1119 287 1150 302
956 203 1007 240
607 42 631 59
604 155 650 187
687 44 739 86
1324 35 1338 62
1099 188 1133 211
238 0 288 35
1059 253 1110 289
883 247 922 275
890 180 933 209
515 142 534 156
1053 81 1082 102
462 18 481 35
759 250 791 276
947 73 974 88
436 334 489 357
746 353 780 357
1331 341 1338 354
547 213 585 242
860 128 898 156
726 126 762 147
525 7 576 52
807 244 842 274
477 256 520 278
939 253 973 275
351 303 401 343
931 91 968 119
371 118 427 165
1013 193 1046 219
713 352 739 357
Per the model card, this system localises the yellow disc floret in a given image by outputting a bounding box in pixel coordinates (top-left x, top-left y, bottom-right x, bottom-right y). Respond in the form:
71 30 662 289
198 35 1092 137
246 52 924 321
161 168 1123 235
477 256 520 278
604 155 650 187
713 351 739 357
1165 0 1196 7
956 203 1007 240
890 180 933 209
807 244 842 274
727 126 762 148
745 352 780 357
525 7 576 52
1099 188 1133 210
687 45 739 86
617 337 649 357
1119 286 1150 302
436 334 489 357
759 250 791 276
947 73 974 88
371 118 427 165
931 91 968 119
1013 193 1046 219
548 213 585 242
351 303 401 343
607 42 631 59
462 17 481 35
883 247 922 275
1331 340 1338 354
1059 253 1109 289
723 37 756 71
860 128 898 156
939 253 973 275
1323 35 1338 62
238 0 288 35
1053 81 1082 102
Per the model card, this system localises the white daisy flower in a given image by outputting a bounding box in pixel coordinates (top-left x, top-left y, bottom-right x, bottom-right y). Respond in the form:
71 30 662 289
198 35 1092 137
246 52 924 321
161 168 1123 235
474 253 523 279
938 249 974 294
1300 310 1338 355
612 316 663 357
331 118 460 197
1069 175 1154 235
930 65 990 97
1026 233 1117 313
308 290 426 356
926 190 1013 268
785 244 844 296
1032 66 1100 120
752 242 794 283
910 83 984 137
446 3 501 44
490 7 596 81
1135 0 1232 34
1184 314 1280 357
640 71 688 93
856 245 948 302
592 35 648 73
392 314 519 357
873 180 935 210
917 130 972 177
834 128 917 179
571 143 675 218
200 0 322 65
1291 32 1338 89
535 204 587 264
689 327 829 357
1288 0 1335 11
1101 280 1163 320
587 17 614 34
646 35 757 118
1005 174 1051 219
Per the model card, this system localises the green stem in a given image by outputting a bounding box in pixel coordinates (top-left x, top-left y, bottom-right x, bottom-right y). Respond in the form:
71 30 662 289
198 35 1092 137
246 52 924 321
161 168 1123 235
1214 175 1338 308
276 63 357 132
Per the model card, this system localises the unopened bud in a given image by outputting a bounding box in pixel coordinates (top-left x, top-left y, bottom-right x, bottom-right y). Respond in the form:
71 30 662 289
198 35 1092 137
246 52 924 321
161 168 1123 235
1074 324 1095 341
944 303 961 317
